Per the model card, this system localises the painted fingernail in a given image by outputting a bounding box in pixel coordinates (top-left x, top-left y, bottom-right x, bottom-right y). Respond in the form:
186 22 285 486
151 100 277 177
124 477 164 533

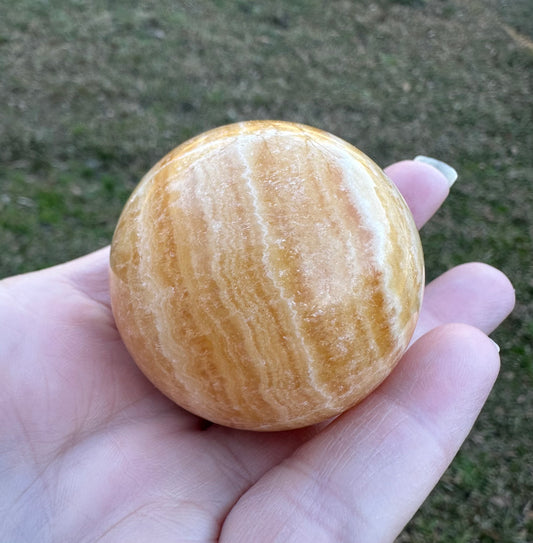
489 338 500 353
414 155 458 187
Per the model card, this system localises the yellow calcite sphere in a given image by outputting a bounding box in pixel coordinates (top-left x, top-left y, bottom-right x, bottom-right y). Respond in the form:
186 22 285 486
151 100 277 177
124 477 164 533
109 121 424 431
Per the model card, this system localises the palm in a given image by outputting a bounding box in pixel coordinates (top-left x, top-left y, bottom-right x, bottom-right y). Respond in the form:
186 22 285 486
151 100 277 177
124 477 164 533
1 161 514 543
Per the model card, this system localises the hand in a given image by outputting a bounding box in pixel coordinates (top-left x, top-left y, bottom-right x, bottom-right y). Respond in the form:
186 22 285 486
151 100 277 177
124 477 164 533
0 160 514 543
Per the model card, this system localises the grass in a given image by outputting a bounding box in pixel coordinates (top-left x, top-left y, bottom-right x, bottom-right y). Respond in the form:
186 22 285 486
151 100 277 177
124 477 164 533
1 0 532 540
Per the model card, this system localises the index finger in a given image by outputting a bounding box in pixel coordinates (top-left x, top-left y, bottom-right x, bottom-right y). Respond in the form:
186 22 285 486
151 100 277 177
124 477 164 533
385 158 455 229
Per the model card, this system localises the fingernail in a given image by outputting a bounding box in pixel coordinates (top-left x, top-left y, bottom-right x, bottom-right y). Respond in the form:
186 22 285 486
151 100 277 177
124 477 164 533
414 155 458 187
489 338 500 353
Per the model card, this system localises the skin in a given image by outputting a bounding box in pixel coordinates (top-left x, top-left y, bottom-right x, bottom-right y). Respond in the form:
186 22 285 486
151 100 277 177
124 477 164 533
0 160 515 542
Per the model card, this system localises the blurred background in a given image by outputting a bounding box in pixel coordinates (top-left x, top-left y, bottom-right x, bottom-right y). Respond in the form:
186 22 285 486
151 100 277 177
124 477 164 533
1 0 531 540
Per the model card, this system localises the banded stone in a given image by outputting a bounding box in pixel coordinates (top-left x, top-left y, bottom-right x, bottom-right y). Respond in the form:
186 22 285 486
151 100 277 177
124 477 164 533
109 121 424 431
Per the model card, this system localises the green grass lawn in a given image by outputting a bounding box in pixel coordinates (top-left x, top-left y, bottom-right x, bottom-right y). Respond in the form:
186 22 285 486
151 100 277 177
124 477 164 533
1 0 532 540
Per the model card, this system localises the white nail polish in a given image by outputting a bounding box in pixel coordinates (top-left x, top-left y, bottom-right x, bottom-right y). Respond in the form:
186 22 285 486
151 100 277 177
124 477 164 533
489 338 500 353
414 155 458 187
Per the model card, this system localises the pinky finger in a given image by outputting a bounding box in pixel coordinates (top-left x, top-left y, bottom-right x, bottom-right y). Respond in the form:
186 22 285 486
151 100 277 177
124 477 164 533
220 324 500 542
